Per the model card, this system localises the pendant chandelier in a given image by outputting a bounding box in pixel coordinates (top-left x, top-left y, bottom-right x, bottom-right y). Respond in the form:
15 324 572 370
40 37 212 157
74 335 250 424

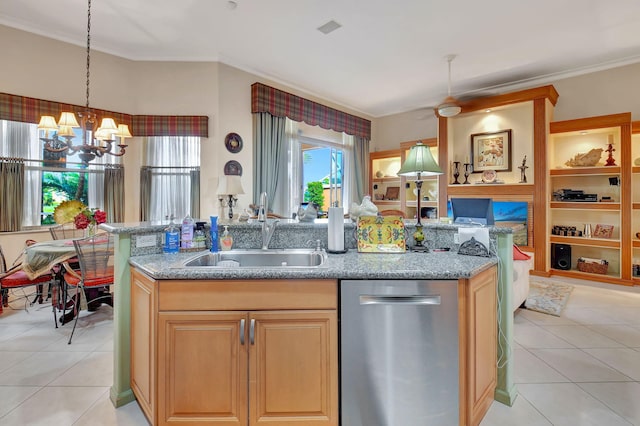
37 0 131 166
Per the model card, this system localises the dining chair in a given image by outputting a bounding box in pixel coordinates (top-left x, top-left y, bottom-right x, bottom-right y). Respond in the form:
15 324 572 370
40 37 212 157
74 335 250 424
0 244 53 314
62 234 114 344
49 223 86 240
379 209 406 218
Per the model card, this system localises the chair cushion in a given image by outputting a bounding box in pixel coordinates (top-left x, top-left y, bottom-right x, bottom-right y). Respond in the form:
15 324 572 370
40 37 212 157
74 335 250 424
64 266 114 287
1 270 52 288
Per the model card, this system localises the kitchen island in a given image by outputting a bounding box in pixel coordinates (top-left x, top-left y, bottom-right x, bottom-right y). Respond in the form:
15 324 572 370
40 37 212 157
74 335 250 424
101 220 516 425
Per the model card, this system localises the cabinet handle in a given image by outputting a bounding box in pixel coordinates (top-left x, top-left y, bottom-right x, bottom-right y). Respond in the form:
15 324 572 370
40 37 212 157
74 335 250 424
359 295 441 305
249 318 255 345
240 319 246 345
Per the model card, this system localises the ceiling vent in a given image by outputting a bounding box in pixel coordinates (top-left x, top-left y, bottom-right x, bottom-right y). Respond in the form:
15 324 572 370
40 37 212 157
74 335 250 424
317 20 342 35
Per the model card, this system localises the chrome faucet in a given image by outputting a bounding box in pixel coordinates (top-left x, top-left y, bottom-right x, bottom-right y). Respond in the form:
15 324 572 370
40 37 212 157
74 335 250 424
259 192 278 249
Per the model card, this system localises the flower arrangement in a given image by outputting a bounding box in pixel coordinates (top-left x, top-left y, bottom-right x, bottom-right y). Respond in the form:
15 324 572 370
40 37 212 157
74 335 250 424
74 207 107 231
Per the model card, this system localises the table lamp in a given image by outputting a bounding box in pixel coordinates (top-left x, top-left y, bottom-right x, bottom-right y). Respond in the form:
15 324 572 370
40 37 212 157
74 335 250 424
397 142 443 251
217 175 245 220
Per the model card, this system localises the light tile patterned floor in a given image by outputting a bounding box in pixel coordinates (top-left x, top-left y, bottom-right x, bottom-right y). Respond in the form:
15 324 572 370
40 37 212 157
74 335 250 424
1 278 640 425
481 277 640 426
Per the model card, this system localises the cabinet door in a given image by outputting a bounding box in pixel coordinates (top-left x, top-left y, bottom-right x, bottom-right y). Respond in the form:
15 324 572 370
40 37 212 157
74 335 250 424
249 311 338 426
464 267 497 426
130 269 156 424
157 311 248 426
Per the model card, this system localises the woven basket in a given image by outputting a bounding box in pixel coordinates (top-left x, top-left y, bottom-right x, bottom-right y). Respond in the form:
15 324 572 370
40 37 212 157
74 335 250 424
577 259 608 275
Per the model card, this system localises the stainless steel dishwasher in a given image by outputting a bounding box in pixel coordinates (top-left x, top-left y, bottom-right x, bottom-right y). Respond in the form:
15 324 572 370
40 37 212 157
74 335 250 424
340 280 459 426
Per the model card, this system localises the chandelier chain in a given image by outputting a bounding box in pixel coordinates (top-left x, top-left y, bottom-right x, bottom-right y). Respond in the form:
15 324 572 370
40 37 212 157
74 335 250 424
86 0 91 110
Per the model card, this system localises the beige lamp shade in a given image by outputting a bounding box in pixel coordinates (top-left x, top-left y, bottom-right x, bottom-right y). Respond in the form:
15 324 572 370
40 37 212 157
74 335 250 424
99 118 118 131
57 126 76 137
94 127 110 140
115 124 132 139
217 175 245 195
58 111 80 128
38 115 58 132
397 142 443 176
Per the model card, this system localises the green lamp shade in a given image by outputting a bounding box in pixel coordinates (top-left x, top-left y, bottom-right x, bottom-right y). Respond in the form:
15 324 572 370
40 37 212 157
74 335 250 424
397 142 443 176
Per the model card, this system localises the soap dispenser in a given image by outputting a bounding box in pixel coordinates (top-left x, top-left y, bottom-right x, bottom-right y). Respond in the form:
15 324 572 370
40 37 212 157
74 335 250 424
220 226 233 251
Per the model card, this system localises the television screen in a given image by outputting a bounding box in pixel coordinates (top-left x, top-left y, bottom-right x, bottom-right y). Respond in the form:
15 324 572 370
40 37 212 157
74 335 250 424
450 198 495 225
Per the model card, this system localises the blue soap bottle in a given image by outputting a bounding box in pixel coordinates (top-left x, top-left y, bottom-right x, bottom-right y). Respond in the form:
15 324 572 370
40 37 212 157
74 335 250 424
210 216 219 252
163 214 180 254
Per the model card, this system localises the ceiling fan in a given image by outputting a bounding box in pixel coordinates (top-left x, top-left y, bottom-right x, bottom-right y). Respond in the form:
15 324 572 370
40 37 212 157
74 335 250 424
436 54 462 118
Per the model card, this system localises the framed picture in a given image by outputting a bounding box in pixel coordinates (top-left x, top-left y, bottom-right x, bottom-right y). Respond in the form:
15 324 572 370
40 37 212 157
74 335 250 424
593 224 614 239
384 186 400 200
471 129 512 172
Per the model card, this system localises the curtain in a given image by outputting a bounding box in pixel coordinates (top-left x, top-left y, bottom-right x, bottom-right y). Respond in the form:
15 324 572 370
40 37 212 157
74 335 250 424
104 165 125 223
270 120 298 217
139 167 152 221
190 169 200 219
351 136 370 204
0 157 25 231
252 113 286 211
142 136 200 221
0 120 41 227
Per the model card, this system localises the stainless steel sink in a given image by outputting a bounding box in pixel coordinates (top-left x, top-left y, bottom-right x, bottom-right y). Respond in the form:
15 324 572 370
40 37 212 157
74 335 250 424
181 249 327 268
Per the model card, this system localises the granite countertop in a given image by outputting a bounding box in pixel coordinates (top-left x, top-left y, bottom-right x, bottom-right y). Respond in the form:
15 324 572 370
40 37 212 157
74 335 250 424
129 249 497 281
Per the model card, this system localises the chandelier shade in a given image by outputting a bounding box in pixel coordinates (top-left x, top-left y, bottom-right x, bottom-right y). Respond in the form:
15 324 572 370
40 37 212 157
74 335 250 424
37 0 131 166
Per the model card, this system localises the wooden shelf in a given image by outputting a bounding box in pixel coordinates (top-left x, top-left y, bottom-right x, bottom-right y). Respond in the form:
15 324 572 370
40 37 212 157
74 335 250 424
633 202 640 210
632 166 640 173
550 268 630 285
549 167 621 176
549 202 620 210
447 184 535 196
550 235 620 248
372 177 400 183
633 240 640 248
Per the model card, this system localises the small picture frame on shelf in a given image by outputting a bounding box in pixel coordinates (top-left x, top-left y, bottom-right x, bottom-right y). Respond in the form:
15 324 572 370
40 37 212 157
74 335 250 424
385 186 400 200
593 224 614 239
471 129 512 172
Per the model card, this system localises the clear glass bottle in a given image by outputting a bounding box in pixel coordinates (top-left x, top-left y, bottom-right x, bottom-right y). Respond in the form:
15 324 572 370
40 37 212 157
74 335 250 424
181 213 195 248
194 222 206 249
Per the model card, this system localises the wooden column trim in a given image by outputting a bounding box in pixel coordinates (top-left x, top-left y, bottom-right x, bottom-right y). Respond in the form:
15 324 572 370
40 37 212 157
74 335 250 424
438 116 449 217
533 98 548 274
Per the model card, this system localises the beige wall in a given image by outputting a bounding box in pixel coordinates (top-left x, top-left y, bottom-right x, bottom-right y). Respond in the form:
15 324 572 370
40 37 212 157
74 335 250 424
0 25 374 260
371 61 640 152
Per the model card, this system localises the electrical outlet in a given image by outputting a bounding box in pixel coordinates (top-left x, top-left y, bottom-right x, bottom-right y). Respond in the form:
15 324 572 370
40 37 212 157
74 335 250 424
453 233 460 244
136 234 157 248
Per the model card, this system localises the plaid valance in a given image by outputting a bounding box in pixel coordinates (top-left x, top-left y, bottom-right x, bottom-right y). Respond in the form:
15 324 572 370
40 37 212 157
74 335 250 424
131 115 209 137
0 93 208 138
251 83 371 139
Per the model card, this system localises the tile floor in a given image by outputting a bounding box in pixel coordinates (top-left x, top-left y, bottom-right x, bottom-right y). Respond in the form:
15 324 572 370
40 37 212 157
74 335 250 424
1 277 639 425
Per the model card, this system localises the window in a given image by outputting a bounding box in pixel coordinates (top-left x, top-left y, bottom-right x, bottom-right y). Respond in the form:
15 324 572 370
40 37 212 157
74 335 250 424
273 120 352 218
0 119 111 228
141 136 201 221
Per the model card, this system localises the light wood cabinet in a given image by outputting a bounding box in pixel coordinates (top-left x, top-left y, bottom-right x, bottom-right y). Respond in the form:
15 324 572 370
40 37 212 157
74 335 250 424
130 270 338 426
461 266 497 426
632 120 640 284
548 113 633 285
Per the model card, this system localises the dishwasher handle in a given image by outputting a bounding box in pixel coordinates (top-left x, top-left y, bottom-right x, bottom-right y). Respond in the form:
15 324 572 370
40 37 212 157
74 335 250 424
359 295 441 305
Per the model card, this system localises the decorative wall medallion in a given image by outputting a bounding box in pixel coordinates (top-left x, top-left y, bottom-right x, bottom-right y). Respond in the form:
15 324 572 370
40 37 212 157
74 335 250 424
225 132 243 153
224 160 243 176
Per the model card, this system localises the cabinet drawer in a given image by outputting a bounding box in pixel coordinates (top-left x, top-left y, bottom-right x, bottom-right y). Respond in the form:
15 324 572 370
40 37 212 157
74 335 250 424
158 279 337 311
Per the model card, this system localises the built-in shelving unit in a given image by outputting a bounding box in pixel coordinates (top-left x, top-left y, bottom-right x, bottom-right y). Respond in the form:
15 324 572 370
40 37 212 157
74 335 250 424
632 121 640 283
548 113 632 285
369 139 439 219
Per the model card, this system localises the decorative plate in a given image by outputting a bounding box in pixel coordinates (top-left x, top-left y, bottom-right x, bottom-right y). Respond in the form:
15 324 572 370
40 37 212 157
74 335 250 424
224 132 243 153
224 160 243 176
356 215 406 253
482 169 497 183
